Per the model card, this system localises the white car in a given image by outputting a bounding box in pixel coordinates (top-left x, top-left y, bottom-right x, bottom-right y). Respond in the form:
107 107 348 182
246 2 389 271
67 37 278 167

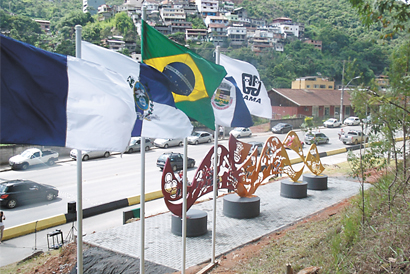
153 138 183 148
344 116 361 126
323 118 341 128
70 150 110 161
187 131 213 145
229 127 252 138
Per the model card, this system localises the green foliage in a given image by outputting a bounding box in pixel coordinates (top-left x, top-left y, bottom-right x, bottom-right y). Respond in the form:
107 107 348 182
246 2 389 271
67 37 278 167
167 32 186 45
186 14 206 29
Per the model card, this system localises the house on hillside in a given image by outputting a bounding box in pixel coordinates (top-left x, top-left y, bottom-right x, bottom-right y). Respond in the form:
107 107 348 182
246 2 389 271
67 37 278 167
291 76 335 90
268 88 355 120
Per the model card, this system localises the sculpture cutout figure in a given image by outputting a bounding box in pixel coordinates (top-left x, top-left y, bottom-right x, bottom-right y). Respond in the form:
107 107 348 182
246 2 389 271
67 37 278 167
161 130 324 217
304 143 325 175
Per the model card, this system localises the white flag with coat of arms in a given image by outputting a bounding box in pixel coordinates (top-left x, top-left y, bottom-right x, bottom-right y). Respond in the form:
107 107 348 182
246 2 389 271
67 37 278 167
220 54 272 119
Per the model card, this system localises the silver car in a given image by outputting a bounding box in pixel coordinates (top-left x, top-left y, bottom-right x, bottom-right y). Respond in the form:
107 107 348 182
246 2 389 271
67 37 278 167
70 149 110 161
187 131 213 145
154 138 183 149
125 137 153 153
229 127 252 138
304 132 329 145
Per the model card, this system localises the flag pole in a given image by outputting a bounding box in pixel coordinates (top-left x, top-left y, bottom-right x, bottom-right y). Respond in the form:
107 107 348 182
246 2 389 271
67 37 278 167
140 7 147 274
75 25 84 274
212 46 221 264
140 136 146 274
182 137 188 273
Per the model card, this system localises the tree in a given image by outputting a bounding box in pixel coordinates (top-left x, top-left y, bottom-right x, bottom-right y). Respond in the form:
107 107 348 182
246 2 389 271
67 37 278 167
349 0 410 37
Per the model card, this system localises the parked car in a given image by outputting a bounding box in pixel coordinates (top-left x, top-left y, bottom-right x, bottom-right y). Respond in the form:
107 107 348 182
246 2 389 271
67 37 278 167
187 131 213 145
271 123 293 134
0 179 59 209
154 138 183 149
156 152 195 171
343 116 361 126
70 150 110 161
248 141 264 156
323 118 342 128
9 148 59 170
340 130 369 145
125 137 152 153
304 132 330 145
229 127 252 138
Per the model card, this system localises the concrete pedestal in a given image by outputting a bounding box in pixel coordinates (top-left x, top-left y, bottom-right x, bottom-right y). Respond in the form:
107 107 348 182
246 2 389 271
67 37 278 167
280 180 307 199
303 174 328 190
171 209 207 237
223 194 260 219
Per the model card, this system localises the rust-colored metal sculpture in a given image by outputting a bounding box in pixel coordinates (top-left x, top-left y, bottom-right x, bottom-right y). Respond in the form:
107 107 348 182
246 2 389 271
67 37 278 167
161 130 324 217
304 143 325 175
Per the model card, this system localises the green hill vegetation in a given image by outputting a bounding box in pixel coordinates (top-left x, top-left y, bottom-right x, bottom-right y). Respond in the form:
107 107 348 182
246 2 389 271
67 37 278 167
1 0 408 89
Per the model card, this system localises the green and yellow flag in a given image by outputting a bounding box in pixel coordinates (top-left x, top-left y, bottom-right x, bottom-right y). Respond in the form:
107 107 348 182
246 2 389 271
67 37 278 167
141 20 227 130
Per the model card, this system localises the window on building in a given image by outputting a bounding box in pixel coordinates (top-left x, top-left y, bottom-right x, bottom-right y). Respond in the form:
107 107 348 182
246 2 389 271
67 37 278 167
306 85 310 88
320 85 326 88
324 107 330 116
346 106 351 116
335 107 340 115
314 85 319 88
328 85 333 89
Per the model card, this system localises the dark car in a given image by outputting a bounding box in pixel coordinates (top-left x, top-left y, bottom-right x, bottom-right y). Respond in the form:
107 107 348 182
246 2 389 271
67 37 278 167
248 141 264 156
0 179 59 209
156 152 195 171
272 123 293 134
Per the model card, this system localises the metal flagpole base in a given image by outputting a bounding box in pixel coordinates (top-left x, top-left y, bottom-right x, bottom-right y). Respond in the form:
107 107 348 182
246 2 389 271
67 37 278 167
280 179 308 199
303 174 328 190
171 209 208 237
223 194 260 219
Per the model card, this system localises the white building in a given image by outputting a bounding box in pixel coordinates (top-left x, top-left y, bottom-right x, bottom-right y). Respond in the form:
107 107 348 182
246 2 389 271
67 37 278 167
195 0 219 17
83 0 106 15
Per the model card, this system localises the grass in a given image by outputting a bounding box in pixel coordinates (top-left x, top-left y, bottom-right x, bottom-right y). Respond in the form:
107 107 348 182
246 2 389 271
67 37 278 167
222 162 410 273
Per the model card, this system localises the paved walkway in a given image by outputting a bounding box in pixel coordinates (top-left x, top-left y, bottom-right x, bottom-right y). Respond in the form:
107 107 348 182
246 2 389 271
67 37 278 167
83 175 370 272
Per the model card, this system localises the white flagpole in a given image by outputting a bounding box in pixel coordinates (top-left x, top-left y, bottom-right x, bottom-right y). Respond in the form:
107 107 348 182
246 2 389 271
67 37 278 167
182 137 188 273
140 137 146 274
75 25 84 274
212 46 221 264
140 7 147 274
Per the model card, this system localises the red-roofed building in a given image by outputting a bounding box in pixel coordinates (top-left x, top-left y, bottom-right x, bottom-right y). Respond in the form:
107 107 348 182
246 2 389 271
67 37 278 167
268 88 356 120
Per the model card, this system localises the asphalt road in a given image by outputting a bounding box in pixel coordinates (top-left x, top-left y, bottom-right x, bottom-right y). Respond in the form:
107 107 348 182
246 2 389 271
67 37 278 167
0 126 361 228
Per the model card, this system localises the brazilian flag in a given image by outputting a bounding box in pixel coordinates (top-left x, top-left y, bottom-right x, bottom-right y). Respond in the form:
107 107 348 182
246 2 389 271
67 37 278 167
141 20 226 130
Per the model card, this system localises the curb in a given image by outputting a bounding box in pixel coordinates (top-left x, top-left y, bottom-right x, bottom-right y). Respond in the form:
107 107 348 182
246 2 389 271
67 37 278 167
3 191 165 241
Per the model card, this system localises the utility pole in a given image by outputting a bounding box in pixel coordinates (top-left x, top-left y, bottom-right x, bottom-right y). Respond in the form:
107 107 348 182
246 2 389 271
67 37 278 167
340 60 345 123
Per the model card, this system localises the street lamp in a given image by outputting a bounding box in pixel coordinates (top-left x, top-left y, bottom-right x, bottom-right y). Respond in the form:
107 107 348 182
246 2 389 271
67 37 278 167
340 75 361 123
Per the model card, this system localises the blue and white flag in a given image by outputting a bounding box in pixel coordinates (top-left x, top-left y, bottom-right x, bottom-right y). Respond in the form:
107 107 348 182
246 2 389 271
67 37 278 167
81 41 193 139
0 35 136 152
220 54 272 119
212 77 253 127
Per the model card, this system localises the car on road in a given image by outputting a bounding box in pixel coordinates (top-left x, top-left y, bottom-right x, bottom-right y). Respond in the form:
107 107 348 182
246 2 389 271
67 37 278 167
9 148 59 170
248 141 264 156
340 130 369 145
156 152 195 171
271 123 293 134
229 127 252 138
153 138 183 149
0 179 59 209
187 131 213 145
304 132 330 145
70 150 111 161
323 118 341 128
343 116 361 126
125 137 152 153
